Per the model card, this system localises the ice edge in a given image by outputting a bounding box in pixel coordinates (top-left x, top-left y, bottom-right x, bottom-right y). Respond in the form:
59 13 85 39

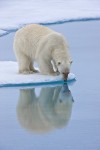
0 17 100 37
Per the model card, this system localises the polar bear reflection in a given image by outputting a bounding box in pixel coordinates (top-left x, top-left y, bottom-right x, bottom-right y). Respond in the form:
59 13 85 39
17 84 74 134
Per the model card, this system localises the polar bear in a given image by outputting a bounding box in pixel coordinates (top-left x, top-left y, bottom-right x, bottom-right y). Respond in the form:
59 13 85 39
14 24 72 79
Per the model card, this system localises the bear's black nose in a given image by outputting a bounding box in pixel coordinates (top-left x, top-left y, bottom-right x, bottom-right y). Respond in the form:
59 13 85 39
62 72 69 80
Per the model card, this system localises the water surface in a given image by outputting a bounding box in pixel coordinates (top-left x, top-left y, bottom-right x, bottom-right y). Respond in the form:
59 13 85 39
0 21 100 150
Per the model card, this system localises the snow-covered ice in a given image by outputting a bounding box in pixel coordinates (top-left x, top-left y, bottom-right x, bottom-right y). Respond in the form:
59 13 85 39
0 0 100 36
0 61 75 87
0 29 9 37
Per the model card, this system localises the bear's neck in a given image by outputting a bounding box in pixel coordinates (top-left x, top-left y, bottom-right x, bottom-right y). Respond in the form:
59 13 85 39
52 49 67 62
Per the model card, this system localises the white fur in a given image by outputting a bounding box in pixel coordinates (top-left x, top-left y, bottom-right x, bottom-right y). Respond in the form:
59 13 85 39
14 24 72 76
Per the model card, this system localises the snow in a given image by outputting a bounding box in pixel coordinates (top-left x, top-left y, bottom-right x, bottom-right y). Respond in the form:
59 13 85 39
0 29 9 37
0 61 75 87
0 0 100 36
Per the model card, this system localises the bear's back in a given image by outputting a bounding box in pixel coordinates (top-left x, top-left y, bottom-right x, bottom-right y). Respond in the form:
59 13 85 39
14 24 54 57
15 24 53 41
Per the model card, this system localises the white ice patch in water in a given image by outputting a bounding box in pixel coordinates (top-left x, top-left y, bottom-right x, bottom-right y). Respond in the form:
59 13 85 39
0 0 100 36
0 61 75 87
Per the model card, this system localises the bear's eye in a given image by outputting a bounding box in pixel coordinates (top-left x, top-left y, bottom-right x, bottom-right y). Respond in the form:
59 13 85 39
58 62 61 65
70 60 73 64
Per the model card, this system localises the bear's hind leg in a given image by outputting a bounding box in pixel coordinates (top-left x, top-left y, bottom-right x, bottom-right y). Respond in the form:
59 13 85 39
18 55 32 74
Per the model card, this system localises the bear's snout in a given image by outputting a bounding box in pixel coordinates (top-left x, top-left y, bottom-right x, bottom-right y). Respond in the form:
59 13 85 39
62 72 69 80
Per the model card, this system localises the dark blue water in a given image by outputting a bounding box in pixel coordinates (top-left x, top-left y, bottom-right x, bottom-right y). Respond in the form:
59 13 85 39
0 21 100 150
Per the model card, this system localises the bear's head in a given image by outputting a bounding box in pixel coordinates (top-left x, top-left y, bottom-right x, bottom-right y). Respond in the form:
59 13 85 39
57 59 72 80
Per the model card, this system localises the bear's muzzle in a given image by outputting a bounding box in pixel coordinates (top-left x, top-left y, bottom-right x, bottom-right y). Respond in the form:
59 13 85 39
62 72 69 81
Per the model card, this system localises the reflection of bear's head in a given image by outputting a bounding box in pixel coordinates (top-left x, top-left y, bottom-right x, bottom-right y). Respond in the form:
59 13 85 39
17 84 74 134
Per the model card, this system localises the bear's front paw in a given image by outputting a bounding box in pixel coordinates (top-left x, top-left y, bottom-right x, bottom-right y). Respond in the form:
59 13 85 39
56 71 60 75
50 72 60 76
33 69 39 73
